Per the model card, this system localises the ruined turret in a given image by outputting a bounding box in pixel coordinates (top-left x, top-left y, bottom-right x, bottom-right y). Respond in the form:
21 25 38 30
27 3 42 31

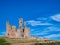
6 21 11 38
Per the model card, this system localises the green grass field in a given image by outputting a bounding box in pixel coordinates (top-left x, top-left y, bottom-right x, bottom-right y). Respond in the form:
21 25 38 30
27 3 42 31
0 37 11 45
0 37 60 45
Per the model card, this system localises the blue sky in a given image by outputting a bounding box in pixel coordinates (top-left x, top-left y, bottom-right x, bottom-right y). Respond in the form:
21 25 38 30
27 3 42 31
0 0 60 40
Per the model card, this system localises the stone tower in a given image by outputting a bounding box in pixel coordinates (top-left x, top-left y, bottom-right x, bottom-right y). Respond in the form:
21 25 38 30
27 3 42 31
16 18 23 38
24 21 30 38
6 21 11 38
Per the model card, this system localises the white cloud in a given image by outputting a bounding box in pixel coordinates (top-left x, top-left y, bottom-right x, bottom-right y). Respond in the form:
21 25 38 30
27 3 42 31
44 34 60 39
26 20 53 26
45 26 60 31
39 26 60 35
31 26 60 36
51 14 60 22
37 17 47 20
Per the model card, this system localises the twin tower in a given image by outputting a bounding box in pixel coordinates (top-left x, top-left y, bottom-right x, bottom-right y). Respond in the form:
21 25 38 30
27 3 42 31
6 18 30 38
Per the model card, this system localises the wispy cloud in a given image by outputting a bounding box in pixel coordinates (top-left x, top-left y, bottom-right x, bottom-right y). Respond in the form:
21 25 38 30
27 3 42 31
51 14 60 22
26 20 53 26
27 15 60 40
31 26 60 37
27 14 60 40
39 26 60 35
44 34 60 39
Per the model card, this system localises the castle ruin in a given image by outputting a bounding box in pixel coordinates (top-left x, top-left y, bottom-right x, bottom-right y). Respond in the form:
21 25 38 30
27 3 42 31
6 18 30 38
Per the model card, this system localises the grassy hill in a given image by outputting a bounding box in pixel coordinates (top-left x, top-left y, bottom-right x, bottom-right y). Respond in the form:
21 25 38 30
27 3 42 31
0 37 11 45
0 37 60 45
